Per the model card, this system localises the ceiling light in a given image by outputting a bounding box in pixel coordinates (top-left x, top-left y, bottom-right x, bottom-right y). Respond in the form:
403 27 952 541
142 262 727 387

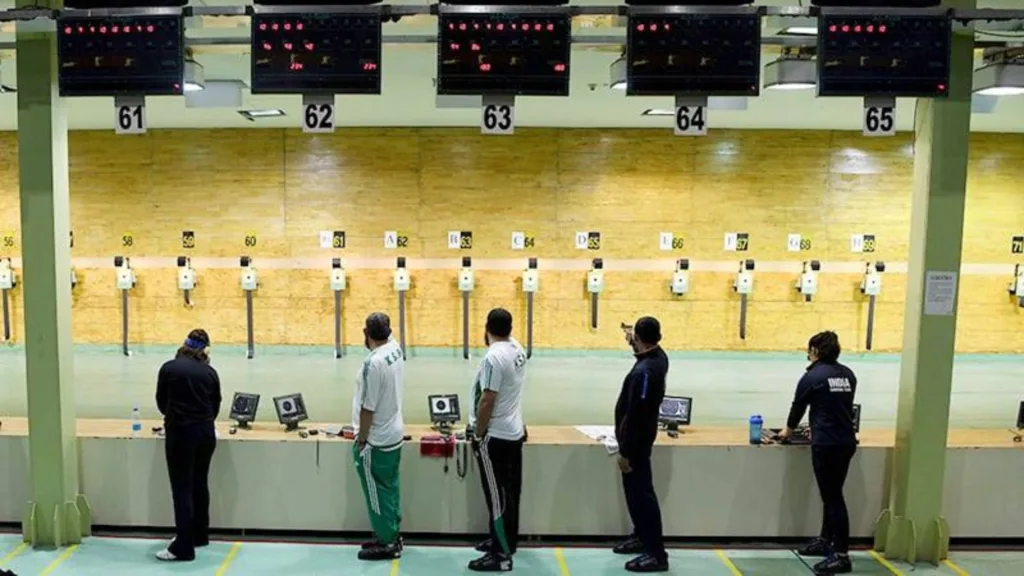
238 109 286 121
764 55 817 91
973 52 1024 96
641 109 675 116
780 26 818 36
184 59 205 92
609 56 627 90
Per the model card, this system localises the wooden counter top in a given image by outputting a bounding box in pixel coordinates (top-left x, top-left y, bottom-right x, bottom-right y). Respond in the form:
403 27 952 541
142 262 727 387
1 417 1021 448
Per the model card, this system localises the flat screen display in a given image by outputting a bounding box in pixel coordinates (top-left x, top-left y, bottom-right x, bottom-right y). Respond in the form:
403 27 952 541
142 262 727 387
57 15 184 96
659 396 692 425
437 13 571 96
626 13 761 96
817 13 951 97
251 13 381 94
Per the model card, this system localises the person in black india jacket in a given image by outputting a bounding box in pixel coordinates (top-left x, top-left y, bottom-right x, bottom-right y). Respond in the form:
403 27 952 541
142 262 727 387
779 330 858 575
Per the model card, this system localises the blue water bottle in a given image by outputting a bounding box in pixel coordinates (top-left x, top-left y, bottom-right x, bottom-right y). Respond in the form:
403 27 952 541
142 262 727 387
749 414 763 445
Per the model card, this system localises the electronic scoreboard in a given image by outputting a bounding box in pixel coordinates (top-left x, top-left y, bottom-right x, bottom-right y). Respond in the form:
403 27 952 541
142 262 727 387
817 12 952 97
250 12 382 95
437 9 571 96
57 13 185 97
626 9 762 96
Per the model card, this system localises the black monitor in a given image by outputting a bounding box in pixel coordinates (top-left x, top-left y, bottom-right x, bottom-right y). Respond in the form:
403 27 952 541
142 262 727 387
659 396 692 431
273 393 309 432
428 394 461 426
230 392 261 428
853 403 861 434
1017 401 1024 430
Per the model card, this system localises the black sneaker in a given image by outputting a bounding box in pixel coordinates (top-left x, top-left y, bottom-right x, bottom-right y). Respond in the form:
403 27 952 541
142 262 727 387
798 537 832 557
357 541 401 561
475 538 494 553
468 552 513 572
613 536 645 555
813 554 852 574
625 554 669 573
362 536 403 551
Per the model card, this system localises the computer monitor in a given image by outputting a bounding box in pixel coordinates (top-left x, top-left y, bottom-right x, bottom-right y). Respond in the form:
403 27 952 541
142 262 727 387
853 403 861 434
1017 401 1024 430
428 394 461 426
273 393 308 432
659 396 692 431
230 392 260 428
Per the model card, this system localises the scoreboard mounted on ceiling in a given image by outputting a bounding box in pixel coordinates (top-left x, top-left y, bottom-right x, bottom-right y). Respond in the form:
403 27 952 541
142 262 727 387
57 0 187 97
436 3 572 97
625 4 764 97
816 8 952 98
251 0 384 94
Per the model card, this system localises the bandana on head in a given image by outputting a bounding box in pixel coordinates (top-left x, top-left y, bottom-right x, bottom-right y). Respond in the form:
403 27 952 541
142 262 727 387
185 338 206 350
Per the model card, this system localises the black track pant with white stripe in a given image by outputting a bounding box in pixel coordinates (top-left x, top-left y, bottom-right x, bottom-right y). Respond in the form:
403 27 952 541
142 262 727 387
474 435 523 556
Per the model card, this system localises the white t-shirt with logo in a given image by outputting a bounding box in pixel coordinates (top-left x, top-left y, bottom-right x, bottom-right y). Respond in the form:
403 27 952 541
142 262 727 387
352 340 405 450
470 338 527 441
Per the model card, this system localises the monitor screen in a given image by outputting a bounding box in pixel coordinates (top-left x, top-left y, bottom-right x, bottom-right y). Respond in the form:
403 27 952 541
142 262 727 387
230 392 261 423
57 15 184 97
428 394 461 423
437 12 571 96
659 396 692 425
250 12 382 95
626 12 761 96
273 393 308 424
817 13 951 97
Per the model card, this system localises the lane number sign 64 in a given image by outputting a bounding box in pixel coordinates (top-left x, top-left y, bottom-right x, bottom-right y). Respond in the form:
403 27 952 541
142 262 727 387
303 103 335 133
863 106 895 137
115 104 145 135
675 106 706 136
482 104 514 135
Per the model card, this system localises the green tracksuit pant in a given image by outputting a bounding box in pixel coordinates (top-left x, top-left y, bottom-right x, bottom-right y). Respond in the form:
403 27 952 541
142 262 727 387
353 442 403 545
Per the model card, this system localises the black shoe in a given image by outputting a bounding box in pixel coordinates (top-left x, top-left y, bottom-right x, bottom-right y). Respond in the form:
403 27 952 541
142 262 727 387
625 554 669 573
362 536 403 551
798 537 832 557
813 554 852 574
475 538 494 553
613 536 645 555
468 552 513 572
357 542 401 561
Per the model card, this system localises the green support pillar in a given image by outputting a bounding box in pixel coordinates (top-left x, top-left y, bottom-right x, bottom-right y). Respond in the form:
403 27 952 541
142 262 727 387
873 0 975 566
16 0 91 547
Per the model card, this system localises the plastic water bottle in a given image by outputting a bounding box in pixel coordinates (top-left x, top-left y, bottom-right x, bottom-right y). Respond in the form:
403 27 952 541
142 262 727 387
749 414 763 445
131 406 143 438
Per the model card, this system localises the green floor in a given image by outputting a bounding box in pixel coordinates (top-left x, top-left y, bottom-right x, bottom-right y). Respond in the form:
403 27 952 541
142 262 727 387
0 535 1021 575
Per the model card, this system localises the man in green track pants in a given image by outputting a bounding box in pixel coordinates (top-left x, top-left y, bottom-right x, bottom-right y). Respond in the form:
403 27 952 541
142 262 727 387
351 312 406 562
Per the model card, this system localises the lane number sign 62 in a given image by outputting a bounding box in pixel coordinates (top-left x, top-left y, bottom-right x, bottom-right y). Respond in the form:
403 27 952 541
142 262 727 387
303 103 335 133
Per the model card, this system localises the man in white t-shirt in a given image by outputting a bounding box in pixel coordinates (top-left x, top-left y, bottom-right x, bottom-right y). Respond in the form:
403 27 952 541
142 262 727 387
468 308 527 572
352 312 405 562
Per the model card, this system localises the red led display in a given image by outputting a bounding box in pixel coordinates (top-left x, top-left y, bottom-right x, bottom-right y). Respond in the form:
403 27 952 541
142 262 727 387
818 13 951 97
251 13 381 95
437 12 571 96
627 12 761 96
57 15 183 96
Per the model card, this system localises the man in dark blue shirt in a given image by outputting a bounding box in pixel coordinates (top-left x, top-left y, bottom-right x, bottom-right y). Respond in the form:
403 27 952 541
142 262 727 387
612 317 669 573
779 331 858 574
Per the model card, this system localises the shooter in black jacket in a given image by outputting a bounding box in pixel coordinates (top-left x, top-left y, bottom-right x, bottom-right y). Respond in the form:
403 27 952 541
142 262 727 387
612 317 669 573
778 330 858 575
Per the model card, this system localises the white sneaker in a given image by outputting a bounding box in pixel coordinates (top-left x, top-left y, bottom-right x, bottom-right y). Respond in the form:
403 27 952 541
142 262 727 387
155 549 178 562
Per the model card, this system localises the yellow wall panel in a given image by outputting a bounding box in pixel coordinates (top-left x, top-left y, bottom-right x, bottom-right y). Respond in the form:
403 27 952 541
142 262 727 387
0 128 1023 352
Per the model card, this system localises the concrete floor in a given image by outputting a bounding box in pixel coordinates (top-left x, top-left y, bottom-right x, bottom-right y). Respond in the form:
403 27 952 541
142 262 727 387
0 345 1021 429
0 534 1020 575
